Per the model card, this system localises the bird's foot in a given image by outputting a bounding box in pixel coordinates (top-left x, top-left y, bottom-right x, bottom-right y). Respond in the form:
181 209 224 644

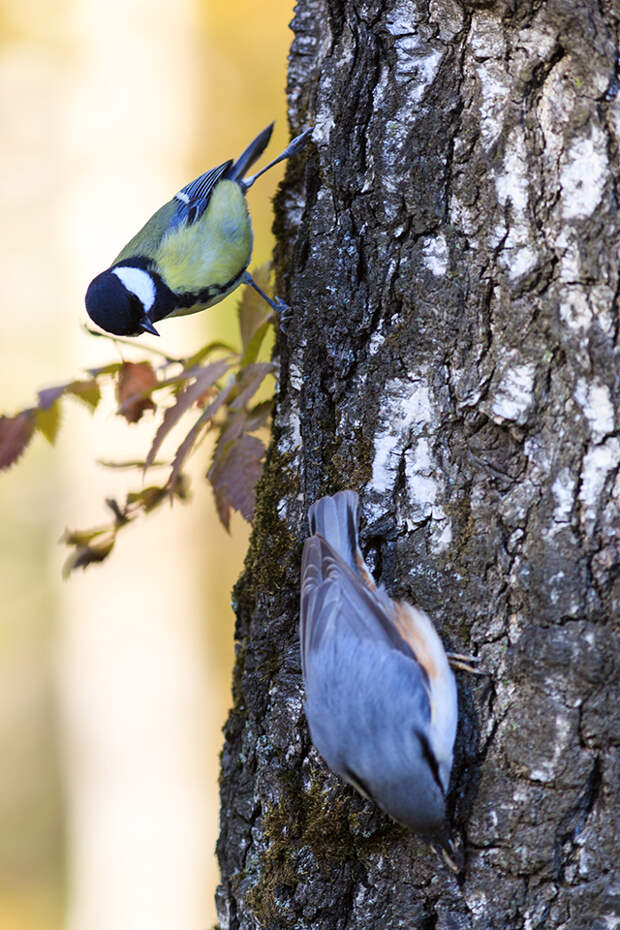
272 297 293 332
447 651 484 675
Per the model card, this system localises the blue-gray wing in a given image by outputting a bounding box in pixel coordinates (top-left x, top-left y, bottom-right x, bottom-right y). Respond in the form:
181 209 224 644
300 535 417 679
171 159 233 227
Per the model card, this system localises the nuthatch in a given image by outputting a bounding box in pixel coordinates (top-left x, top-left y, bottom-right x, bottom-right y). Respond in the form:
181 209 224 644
300 490 475 866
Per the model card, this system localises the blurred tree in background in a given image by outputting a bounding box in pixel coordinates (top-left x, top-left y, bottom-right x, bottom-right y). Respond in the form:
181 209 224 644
0 0 293 928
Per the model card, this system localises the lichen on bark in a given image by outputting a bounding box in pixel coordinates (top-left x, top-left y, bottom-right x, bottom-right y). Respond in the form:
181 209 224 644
217 1 619 927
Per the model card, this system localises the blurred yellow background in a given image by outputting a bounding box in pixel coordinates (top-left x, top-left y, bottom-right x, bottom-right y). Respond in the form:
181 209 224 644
0 0 293 926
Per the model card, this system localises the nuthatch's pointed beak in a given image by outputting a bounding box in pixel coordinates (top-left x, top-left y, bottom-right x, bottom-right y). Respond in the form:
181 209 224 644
139 316 160 336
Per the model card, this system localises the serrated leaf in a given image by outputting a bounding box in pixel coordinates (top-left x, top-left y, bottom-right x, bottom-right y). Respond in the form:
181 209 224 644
0 411 35 469
67 379 101 411
166 379 234 493
116 362 157 423
166 415 209 495
207 433 265 526
62 538 115 578
145 357 233 471
38 383 69 410
35 401 62 445
183 341 238 369
213 410 247 452
37 378 101 415
245 399 274 432
229 362 275 412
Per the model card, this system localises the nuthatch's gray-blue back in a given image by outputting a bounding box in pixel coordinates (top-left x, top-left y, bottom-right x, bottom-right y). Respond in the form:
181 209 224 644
300 491 459 855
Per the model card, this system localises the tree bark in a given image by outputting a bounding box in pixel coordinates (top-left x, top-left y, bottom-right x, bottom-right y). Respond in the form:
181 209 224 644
217 2 619 928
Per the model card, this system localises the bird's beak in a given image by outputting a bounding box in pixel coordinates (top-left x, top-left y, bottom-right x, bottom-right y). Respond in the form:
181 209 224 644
139 316 160 336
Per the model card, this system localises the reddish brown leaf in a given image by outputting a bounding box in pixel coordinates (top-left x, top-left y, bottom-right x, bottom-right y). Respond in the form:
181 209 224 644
145 357 232 470
0 412 35 469
208 433 265 526
229 362 275 413
38 383 69 410
116 362 157 423
166 414 209 496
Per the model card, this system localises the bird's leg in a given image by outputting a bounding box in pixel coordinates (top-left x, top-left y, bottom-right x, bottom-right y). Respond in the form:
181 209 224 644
243 271 292 328
447 651 484 675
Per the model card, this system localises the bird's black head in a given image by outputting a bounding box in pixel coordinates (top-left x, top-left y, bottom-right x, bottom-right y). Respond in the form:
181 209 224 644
85 270 159 336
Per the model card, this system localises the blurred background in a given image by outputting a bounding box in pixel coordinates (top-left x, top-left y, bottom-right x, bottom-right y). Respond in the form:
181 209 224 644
0 0 294 926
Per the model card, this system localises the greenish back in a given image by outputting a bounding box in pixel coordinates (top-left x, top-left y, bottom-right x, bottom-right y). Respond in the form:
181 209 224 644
113 199 178 265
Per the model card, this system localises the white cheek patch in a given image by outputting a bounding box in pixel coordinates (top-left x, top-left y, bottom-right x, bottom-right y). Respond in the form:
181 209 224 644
112 266 156 312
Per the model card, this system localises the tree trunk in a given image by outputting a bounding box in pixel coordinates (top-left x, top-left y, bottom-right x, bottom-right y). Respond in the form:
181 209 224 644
217 2 619 927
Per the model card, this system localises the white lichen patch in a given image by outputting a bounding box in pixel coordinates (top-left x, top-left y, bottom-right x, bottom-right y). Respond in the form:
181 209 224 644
538 60 577 168
429 507 453 553
560 125 608 220
276 362 303 456
464 890 488 922
494 128 537 279
575 379 614 442
559 287 592 332
371 378 453 552
475 59 510 148
555 228 581 282
312 105 335 146
368 325 386 357
372 377 432 494
428 0 464 42
552 469 576 525
404 438 436 521
468 11 506 59
385 0 419 35
394 37 444 107
488 359 536 425
528 710 571 783
421 233 448 276
579 438 620 534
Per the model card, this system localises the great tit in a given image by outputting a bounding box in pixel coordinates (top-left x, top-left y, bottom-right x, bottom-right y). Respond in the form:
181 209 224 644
85 123 311 336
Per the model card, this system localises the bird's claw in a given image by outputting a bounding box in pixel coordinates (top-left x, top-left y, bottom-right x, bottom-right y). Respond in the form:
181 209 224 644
273 297 293 333
447 651 485 675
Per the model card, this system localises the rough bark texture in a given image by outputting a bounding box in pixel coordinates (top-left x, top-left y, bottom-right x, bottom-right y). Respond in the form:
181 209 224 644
217 1 619 928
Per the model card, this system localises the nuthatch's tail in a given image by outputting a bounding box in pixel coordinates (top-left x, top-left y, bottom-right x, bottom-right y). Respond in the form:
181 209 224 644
307 490 360 573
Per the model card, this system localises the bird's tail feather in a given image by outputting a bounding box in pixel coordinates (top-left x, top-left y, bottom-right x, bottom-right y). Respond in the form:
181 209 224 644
226 123 274 182
308 491 360 573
